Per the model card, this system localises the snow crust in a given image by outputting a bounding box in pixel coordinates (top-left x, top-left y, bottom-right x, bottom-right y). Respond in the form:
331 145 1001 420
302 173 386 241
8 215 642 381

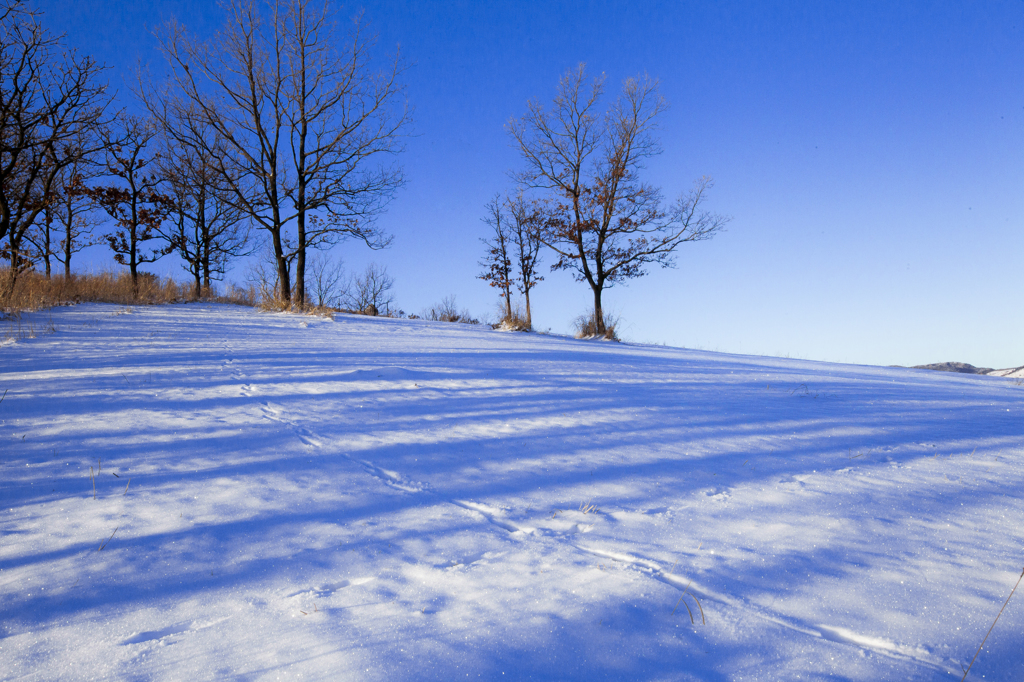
2 303 1023 680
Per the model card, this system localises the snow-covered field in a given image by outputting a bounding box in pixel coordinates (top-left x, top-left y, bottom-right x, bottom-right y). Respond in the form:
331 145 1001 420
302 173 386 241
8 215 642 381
2 303 1022 681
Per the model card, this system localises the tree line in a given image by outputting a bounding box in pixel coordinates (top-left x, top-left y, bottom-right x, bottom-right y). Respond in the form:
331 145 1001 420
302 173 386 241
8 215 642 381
0 0 407 306
1 0 727 333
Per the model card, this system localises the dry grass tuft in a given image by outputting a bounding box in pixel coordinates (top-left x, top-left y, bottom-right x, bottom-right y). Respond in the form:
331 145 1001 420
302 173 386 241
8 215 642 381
492 300 531 331
573 311 620 340
423 295 479 324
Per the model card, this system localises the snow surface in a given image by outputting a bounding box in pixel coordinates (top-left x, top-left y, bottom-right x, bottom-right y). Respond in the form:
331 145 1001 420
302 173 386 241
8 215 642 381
2 303 1023 681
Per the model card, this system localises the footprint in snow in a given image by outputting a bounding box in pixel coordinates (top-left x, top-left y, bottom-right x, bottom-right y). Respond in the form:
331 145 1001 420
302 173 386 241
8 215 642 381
121 617 228 645
294 427 321 448
122 623 192 645
286 577 373 599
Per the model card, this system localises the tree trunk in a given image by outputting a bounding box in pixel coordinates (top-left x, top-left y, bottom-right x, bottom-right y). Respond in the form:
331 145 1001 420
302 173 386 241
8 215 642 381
193 267 202 300
504 286 512 321
42 210 52 278
271 226 290 304
592 285 605 336
200 204 211 295
524 288 532 329
294 107 308 309
202 251 211 293
296 212 306 308
63 230 72 279
130 255 139 299
130 188 140 299
6 235 23 288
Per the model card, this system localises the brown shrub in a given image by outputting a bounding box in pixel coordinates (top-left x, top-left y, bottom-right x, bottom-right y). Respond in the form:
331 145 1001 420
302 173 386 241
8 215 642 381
424 295 479 324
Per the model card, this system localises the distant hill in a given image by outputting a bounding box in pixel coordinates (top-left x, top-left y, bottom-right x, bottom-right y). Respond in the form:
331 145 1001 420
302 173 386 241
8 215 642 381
912 361 994 374
911 361 1024 378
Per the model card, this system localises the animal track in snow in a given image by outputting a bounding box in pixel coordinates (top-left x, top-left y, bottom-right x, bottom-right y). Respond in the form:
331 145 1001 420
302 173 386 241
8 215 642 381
286 577 373 599
122 617 229 645
452 500 535 535
357 459 425 493
576 544 952 674
263 407 953 674
294 427 322 448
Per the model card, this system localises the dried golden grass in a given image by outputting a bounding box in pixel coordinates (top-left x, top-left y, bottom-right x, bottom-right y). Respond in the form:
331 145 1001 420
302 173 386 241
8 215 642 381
0 269 256 316
492 299 531 331
573 311 620 340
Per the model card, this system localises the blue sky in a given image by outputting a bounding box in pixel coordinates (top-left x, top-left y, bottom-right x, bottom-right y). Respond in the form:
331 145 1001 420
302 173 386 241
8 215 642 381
35 0 1024 368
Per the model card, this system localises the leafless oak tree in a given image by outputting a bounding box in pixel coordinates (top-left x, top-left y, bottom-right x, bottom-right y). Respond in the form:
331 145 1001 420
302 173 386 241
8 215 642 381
507 193 543 328
26 140 104 279
152 0 407 307
0 0 110 296
82 115 174 297
283 0 406 307
158 110 250 299
478 194 514 321
508 64 727 337
154 1 293 301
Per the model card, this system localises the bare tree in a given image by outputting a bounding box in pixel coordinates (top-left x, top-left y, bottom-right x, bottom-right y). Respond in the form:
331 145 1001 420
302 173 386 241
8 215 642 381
49 155 102 279
155 1 293 301
24 135 103 278
282 0 406 307
152 0 407 307
158 115 250 299
507 193 543 328
478 194 513 321
344 261 393 315
83 115 174 297
508 64 728 336
0 0 109 296
305 249 345 307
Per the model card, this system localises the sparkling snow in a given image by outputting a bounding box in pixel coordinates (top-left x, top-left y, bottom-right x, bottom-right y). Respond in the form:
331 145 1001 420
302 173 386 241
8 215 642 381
1 303 1022 680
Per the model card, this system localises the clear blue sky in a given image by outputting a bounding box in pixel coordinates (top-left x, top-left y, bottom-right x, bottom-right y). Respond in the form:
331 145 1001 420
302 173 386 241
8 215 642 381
34 0 1024 368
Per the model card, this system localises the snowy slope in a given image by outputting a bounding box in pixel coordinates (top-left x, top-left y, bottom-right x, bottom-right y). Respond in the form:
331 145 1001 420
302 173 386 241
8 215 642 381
2 303 1023 681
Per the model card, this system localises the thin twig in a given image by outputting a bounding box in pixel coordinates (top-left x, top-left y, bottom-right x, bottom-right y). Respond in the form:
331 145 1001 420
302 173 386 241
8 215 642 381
673 592 695 624
123 478 131 496
0 388 7 405
672 579 695 623
692 594 706 625
961 566 1024 681
98 526 119 551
